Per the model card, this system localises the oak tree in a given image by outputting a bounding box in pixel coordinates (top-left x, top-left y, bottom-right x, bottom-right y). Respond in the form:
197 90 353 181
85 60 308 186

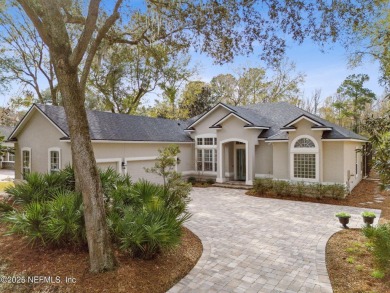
10 0 380 273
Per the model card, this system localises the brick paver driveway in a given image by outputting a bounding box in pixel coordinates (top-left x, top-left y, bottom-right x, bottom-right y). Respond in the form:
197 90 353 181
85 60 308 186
169 187 381 293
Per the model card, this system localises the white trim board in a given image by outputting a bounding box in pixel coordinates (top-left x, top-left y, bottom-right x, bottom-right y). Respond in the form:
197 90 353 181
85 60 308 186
285 115 323 127
322 139 367 142
125 156 158 162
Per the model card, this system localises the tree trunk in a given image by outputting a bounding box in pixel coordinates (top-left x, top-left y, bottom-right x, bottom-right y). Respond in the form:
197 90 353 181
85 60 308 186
54 57 116 273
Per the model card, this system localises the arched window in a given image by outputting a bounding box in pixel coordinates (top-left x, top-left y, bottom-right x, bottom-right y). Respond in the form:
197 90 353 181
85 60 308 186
290 136 319 181
294 138 315 148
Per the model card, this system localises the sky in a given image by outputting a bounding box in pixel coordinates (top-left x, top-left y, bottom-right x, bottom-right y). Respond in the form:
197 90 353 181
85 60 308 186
0 1 386 109
188 40 384 104
1 42 383 108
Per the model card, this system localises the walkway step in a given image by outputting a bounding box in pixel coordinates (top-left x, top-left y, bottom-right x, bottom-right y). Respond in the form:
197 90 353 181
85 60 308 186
212 183 253 190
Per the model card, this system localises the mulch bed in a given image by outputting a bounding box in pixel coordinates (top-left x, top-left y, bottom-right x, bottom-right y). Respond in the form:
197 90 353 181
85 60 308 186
0 227 202 293
249 177 390 292
326 229 390 293
248 179 390 222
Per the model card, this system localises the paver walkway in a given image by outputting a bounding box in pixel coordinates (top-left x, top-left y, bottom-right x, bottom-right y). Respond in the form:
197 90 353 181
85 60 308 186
169 187 381 293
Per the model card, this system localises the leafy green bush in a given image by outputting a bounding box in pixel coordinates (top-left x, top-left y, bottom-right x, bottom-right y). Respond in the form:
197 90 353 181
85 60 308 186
3 201 48 245
0 201 14 213
99 167 131 198
313 183 330 199
113 206 190 259
5 169 75 204
328 184 347 200
363 223 390 274
3 190 86 247
166 173 191 214
108 180 191 259
206 178 215 185
44 191 85 246
273 180 288 196
3 163 190 258
253 178 273 195
282 181 293 196
294 181 305 197
187 176 196 184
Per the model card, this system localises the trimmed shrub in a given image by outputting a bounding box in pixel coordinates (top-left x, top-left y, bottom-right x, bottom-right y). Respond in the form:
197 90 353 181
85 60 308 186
187 176 196 184
253 178 273 195
273 180 288 196
294 181 305 197
328 184 347 200
363 223 390 275
312 183 330 199
206 178 215 185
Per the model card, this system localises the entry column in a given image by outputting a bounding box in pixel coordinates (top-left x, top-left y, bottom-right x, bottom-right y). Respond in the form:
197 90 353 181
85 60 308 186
246 143 255 185
216 142 226 183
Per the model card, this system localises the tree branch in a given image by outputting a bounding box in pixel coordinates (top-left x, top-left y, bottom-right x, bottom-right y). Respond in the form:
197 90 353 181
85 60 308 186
80 0 123 91
16 0 52 47
70 0 101 67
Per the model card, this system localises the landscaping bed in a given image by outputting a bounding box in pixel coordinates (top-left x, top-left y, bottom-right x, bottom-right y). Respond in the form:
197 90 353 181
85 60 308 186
326 229 390 293
248 179 390 222
0 226 202 293
249 177 390 292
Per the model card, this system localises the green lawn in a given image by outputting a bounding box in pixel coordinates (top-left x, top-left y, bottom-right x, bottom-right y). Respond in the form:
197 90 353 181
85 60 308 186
0 181 14 192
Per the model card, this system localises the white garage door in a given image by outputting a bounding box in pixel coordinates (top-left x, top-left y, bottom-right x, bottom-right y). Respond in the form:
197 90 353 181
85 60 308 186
127 160 163 184
97 161 119 172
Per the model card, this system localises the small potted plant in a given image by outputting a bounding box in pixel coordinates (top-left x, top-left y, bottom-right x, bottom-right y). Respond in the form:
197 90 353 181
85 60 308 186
335 212 351 228
361 211 376 227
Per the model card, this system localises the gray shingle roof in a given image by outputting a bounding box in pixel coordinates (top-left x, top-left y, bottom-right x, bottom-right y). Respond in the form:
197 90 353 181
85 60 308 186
187 102 366 141
239 102 367 140
36 104 193 142
227 102 367 141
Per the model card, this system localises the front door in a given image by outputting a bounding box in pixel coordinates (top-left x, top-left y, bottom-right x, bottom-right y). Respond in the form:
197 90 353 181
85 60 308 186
236 149 246 181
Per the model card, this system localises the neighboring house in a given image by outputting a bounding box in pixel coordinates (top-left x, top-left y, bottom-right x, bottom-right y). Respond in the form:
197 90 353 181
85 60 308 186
8 102 367 190
0 125 15 170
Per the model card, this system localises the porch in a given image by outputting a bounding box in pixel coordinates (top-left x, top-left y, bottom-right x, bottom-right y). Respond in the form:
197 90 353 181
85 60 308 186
216 140 256 185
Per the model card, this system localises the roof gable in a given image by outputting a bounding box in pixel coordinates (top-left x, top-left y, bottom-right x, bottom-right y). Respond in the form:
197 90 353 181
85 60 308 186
185 103 235 129
8 105 68 140
284 115 324 127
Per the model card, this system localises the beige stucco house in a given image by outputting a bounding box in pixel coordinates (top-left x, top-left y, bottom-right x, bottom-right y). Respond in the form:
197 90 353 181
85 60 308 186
8 102 367 191
0 125 15 170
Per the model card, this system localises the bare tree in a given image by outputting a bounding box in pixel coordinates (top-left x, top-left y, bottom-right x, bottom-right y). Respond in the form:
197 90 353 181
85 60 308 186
0 7 59 105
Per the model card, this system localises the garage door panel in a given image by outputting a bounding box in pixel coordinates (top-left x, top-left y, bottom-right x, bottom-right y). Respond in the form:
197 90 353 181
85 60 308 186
127 160 163 184
97 162 119 172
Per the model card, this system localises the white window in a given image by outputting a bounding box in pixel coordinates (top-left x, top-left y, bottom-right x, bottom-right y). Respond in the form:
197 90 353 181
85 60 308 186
21 147 31 179
294 138 315 148
294 154 316 179
290 135 319 181
196 149 217 172
48 148 61 173
197 149 202 170
8 152 15 162
195 135 217 172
